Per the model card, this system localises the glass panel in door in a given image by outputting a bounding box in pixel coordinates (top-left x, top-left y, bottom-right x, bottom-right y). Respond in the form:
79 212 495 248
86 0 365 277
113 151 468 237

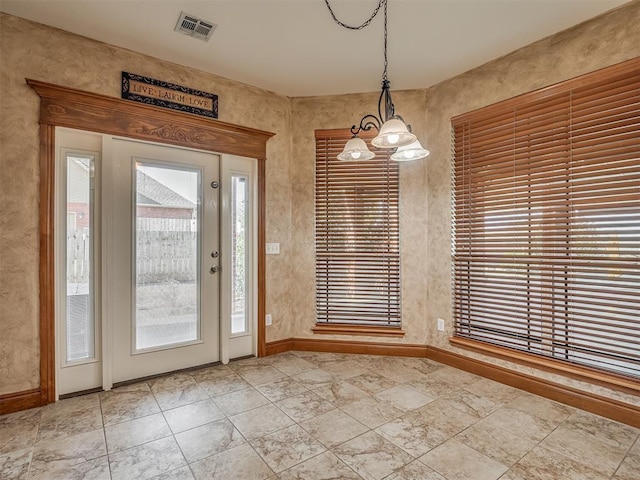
66 154 95 361
231 175 249 335
135 163 201 351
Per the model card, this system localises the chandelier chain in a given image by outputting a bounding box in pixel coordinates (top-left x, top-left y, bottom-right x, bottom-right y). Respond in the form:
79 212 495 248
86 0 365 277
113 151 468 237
383 0 388 81
323 0 389 80
323 0 386 30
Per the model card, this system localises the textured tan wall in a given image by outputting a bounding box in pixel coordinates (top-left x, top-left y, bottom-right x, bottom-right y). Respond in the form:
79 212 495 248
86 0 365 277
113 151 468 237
290 1 640 406
0 13 293 395
1 1 639 405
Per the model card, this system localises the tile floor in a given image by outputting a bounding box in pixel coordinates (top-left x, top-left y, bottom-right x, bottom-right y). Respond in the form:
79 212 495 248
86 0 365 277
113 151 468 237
1 351 638 480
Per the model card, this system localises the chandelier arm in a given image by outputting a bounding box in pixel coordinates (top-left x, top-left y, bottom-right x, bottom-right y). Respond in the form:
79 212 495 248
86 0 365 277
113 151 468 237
351 114 382 136
323 0 386 31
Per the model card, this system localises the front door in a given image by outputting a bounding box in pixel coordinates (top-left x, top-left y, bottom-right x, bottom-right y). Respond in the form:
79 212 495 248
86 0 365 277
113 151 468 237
105 138 220 383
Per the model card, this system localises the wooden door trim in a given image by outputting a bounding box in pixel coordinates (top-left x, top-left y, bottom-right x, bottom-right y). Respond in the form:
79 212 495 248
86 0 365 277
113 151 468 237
27 79 274 406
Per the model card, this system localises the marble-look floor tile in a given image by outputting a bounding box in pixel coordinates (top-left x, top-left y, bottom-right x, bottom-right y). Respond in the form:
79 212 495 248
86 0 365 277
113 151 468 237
562 409 640 450
333 431 413 480
500 445 610 480
540 423 629 476
408 366 479 397
197 373 251 397
292 369 338 389
153 383 209 411
405 359 444 376
255 378 309 402
278 451 361 480
149 465 195 479
411 399 477 437
346 372 398 394
319 360 370 380
41 394 100 417
100 388 161 427
229 404 295 440
455 416 539 466
30 428 107 476
234 365 287 386
213 387 270 416
371 364 431 385
108 436 186 480
0 447 32 480
439 389 501 419
275 390 335 422
190 443 273 480
38 406 103 441
163 399 225 434
270 354 316 376
374 385 434 412
374 413 449 457
463 378 521 406
340 396 403 429
313 381 370 406
299 409 369 449
506 394 573 427
174 418 245 463
148 373 196 393
385 460 446 480
0 408 41 455
613 437 640 480
190 364 233 383
418 439 508 480
251 424 326 473
28 455 110 480
104 412 171 453
481 407 555 443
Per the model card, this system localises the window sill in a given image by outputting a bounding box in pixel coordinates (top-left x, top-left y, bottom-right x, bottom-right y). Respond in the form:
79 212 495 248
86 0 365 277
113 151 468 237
313 324 405 337
450 336 639 395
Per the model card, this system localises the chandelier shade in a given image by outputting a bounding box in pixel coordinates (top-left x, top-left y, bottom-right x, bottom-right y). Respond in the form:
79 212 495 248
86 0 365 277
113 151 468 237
390 139 430 161
372 118 416 148
337 137 376 161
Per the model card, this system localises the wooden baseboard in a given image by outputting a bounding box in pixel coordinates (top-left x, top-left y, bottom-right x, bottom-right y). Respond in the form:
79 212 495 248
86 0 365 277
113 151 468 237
265 337 640 428
265 338 294 356
426 346 640 429
0 389 42 415
266 337 428 357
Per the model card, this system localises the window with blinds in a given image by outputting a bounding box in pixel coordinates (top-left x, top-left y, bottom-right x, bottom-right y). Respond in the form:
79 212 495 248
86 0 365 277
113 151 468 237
315 129 401 328
452 58 640 380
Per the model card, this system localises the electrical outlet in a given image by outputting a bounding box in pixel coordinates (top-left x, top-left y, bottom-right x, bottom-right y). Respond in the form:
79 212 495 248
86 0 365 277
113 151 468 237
437 318 445 332
266 314 273 326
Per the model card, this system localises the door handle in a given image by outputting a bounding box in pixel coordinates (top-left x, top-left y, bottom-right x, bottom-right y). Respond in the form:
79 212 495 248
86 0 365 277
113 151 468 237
210 265 221 274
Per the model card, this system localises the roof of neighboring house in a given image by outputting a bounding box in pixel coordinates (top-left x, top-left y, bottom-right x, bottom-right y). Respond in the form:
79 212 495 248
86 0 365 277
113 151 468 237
136 171 194 208
67 156 194 208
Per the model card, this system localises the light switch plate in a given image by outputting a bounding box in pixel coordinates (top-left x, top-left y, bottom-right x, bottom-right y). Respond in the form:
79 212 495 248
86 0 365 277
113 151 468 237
437 318 445 332
266 314 273 326
266 243 280 255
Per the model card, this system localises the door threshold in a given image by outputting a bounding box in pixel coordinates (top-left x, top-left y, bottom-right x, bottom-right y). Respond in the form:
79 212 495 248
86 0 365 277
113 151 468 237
112 360 223 389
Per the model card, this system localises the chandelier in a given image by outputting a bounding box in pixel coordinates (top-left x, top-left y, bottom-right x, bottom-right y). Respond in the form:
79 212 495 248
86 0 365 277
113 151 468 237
324 0 430 162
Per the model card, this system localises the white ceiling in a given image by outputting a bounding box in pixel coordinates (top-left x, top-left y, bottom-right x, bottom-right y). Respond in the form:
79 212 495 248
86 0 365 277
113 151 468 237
0 0 629 97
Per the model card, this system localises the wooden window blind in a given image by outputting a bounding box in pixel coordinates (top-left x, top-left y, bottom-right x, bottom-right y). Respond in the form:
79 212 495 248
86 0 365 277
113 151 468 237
452 59 640 380
315 129 401 328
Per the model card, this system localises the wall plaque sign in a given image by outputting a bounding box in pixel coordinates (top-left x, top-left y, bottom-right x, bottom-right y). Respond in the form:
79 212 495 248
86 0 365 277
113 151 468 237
121 72 218 118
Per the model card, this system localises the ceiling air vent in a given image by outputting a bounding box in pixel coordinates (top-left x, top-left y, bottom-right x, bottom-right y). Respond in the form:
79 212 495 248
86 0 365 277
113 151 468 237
174 12 217 42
